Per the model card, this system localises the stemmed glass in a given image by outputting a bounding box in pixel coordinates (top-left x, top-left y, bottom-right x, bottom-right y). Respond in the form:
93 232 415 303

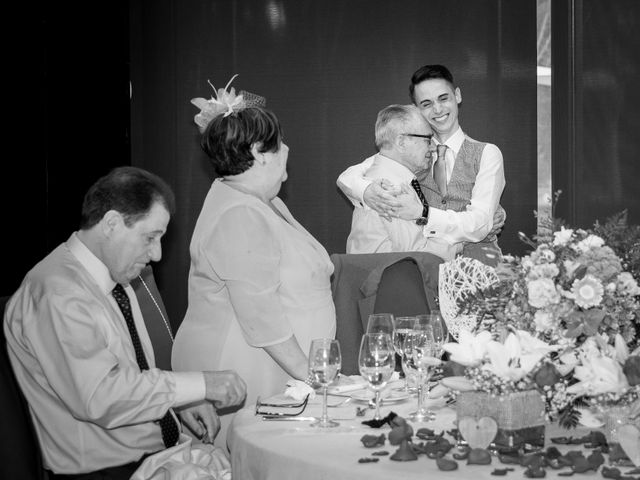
392 316 417 392
404 325 440 422
421 311 448 356
366 313 395 336
308 338 342 428
358 332 396 421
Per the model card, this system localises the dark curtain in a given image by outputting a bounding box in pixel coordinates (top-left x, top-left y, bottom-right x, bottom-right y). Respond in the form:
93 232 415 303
553 0 640 226
2 1 130 297
130 0 537 328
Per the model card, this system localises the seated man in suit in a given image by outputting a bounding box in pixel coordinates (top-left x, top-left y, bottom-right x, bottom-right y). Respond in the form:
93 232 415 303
338 64 506 266
346 103 456 260
4 166 247 479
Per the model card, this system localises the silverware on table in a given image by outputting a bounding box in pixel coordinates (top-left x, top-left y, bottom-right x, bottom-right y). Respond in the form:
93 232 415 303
262 416 317 421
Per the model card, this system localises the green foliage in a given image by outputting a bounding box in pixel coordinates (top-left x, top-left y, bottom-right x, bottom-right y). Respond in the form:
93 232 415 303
592 209 640 282
557 405 581 430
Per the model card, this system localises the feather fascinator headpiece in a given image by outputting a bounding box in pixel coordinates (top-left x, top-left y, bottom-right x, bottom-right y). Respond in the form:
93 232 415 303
190 74 266 133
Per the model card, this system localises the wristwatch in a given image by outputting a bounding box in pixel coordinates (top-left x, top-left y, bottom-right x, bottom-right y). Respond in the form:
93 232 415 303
415 204 429 226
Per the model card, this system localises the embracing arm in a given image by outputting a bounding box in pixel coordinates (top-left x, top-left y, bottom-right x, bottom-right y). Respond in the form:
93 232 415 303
337 157 402 217
336 158 375 207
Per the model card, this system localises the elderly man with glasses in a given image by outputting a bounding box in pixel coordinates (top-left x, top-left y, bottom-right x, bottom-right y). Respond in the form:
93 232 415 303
343 103 457 260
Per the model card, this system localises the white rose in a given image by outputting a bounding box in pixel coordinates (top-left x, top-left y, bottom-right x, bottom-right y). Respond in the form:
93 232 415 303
528 278 561 308
575 234 605 253
617 271 640 296
553 227 574 246
533 310 554 331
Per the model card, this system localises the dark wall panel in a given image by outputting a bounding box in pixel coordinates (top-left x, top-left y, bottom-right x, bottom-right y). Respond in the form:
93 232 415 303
553 0 640 227
131 0 537 326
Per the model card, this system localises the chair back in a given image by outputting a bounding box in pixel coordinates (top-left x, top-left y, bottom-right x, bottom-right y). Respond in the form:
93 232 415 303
1 295 48 479
373 258 431 316
330 252 443 374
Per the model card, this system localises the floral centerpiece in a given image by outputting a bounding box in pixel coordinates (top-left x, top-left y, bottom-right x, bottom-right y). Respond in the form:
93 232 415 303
444 220 640 433
442 329 555 449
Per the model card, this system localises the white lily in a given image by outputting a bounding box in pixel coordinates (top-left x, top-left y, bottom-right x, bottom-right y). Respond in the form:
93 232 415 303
566 354 629 396
614 333 630 364
556 349 580 376
482 333 545 381
515 330 558 355
442 330 492 367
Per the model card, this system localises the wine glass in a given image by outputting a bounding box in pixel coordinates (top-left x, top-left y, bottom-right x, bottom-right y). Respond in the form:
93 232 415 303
404 325 440 422
392 316 417 392
427 311 448 356
366 313 395 336
415 312 448 360
358 332 396 421
308 338 342 428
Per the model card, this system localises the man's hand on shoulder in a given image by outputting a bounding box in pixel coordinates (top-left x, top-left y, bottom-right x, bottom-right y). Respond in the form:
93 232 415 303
204 370 247 409
363 179 402 219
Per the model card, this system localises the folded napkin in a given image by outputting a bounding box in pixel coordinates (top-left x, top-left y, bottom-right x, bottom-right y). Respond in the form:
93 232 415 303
284 379 316 401
327 375 369 394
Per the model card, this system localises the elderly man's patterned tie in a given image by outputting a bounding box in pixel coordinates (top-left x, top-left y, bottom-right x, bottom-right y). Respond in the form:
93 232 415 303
434 144 448 196
112 284 180 448
411 178 427 206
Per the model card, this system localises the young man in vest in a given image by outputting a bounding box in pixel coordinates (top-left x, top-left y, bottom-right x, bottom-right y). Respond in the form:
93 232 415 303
337 64 506 266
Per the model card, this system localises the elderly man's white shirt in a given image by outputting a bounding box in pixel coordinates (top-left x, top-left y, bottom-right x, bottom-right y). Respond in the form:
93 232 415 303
346 154 457 260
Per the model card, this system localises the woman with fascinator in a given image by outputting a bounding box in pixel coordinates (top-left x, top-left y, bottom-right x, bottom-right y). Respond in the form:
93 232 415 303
172 76 336 449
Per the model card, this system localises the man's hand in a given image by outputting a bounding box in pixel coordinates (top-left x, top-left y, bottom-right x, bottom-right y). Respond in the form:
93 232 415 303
204 370 247 409
392 183 426 221
178 401 220 444
363 179 402 219
486 205 507 238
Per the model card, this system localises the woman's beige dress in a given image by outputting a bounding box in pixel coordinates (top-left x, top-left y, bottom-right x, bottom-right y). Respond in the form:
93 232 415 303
172 179 336 449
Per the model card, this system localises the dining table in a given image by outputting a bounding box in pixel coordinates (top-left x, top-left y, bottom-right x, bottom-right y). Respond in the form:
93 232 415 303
228 382 630 480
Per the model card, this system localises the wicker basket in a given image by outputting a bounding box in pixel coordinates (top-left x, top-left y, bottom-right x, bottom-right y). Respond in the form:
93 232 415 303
456 390 546 450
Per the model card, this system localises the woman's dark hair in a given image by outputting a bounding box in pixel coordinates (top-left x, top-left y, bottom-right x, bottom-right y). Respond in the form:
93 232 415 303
409 64 456 104
80 166 176 229
200 107 283 176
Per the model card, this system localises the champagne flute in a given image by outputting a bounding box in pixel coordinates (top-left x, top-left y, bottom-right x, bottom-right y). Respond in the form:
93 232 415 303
425 311 448 356
404 325 440 422
308 338 342 428
416 312 448 378
366 313 395 336
358 333 396 421
392 316 416 392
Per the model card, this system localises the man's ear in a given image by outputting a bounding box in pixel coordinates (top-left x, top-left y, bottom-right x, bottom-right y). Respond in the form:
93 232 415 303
455 87 462 105
251 143 267 165
102 210 123 237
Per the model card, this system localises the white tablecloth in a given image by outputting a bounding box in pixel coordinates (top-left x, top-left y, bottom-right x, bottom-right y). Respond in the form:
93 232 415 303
228 393 602 480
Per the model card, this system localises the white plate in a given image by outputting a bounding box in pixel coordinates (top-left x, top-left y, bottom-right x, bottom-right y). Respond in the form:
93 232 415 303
350 388 410 404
